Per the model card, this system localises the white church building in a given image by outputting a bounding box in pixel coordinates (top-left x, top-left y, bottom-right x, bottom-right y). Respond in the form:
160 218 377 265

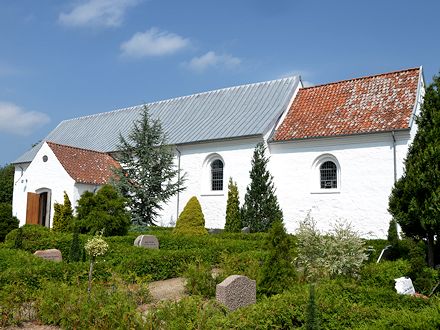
12 67 424 237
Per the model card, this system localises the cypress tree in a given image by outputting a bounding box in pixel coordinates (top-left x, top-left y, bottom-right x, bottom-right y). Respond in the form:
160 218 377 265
389 72 440 267
306 284 319 330
258 220 296 296
242 143 283 232
224 178 242 232
69 227 82 262
52 192 74 233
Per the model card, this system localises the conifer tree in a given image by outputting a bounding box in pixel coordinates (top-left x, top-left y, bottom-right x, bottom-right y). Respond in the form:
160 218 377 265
52 192 74 233
389 72 440 267
174 196 207 235
224 178 242 232
242 143 283 232
113 106 185 225
258 220 296 296
69 226 83 262
306 284 319 330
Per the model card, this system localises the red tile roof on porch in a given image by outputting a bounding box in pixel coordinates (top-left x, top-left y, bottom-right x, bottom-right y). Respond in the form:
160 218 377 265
47 142 120 185
273 67 421 141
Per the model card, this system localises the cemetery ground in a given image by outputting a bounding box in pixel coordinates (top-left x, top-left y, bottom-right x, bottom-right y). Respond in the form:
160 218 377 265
1 225 440 329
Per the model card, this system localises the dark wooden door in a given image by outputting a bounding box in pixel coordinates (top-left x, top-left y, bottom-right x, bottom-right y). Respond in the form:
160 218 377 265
26 192 40 225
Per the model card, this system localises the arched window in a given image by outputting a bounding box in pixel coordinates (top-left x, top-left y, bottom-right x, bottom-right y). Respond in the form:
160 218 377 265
211 159 224 191
320 161 337 189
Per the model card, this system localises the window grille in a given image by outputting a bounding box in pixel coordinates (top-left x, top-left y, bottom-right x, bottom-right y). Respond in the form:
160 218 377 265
320 161 337 189
211 159 224 191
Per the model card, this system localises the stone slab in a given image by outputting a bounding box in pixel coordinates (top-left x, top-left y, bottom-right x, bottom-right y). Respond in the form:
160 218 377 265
134 235 159 249
216 275 256 311
33 249 62 262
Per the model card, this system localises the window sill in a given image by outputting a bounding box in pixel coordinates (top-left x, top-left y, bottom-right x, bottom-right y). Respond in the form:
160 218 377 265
201 192 225 197
310 190 341 195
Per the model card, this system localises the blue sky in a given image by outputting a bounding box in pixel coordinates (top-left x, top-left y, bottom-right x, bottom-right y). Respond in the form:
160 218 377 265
1 0 439 166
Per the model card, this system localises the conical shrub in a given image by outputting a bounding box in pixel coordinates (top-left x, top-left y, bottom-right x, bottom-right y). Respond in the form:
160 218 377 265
174 196 207 235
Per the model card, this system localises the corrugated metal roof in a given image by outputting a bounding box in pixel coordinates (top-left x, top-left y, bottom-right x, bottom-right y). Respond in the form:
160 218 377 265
13 76 299 164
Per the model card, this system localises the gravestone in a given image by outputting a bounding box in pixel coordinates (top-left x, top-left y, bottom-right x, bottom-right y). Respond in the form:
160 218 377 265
33 249 62 262
394 277 416 295
216 275 256 311
241 227 250 234
134 235 159 249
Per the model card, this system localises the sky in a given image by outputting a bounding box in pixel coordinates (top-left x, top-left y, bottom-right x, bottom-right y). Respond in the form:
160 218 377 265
0 0 439 166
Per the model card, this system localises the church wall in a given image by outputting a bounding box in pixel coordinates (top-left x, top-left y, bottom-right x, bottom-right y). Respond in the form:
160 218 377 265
269 131 411 238
158 136 263 229
13 142 75 227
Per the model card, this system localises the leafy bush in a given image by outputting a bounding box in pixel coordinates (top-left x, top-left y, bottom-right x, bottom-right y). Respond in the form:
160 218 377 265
174 196 208 235
258 220 296 296
220 250 265 281
52 191 74 233
69 227 84 262
360 260 411 288
296 214 368 282
76 185 131 236
0 202 19 242
184 259 223 298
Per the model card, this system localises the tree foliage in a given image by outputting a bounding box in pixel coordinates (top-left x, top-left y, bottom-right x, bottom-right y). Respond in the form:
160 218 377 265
76 185 131 236
0 203 19 242
69 227 83 262
52 192 74 233
389 72 440 267
112 106 185 226
224 178 242 232
258 220 296 296
242 143 283 232
0 164 14 204
174 196 207 235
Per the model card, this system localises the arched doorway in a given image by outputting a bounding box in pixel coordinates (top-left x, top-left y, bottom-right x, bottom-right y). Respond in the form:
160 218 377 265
26 188 52 227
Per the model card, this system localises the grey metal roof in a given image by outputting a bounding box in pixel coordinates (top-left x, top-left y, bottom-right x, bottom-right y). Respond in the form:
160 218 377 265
13 76 299 164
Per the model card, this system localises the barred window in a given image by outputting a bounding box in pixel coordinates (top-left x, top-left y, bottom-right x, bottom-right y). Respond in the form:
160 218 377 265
320 161 337 189
211 159 224 191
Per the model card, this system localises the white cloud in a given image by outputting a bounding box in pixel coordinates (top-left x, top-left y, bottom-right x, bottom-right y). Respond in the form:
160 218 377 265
120 28 190 58
185 51 242 73
59 0 139 28
0 102 50 136
278 70 314 87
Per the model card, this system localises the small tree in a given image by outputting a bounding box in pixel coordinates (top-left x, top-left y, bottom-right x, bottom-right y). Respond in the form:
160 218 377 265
242 143 283 232
112 106 185 226
387 218 400 259
84 232 108 297
224 178 242 232
389 72 440 267
306 284 319 330
0 203 19 242
52 192 74 233
174 196 207 235
258 220 296 296
69 227 83 262
76 185 131 236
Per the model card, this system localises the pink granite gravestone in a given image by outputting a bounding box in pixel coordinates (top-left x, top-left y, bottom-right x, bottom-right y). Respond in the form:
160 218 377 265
216 275 256 311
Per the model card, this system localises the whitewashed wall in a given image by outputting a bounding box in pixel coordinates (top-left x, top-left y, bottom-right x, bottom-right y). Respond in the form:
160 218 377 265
13 142 76 227
269 131 412 238
158 137 263 229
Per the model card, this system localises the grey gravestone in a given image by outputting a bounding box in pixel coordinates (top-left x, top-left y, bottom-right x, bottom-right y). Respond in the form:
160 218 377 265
134 235 159 249
33 249 62 262
216 275 256 311
208 228 223 234
241 227 250 233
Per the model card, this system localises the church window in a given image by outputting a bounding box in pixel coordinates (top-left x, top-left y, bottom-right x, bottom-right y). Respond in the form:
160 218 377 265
211 159 224 191
320 161 337 189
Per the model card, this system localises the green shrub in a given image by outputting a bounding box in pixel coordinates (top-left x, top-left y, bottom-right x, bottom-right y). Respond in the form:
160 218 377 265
224 178 242 232
52 192 74 233
220 250 265 281
360 259 411 288
76 185 131 236
69 227 84 262
0 202 19 242
174 196 208 235
184 259 223 298
258 220 296 296
306 284 319 330
36 282 144 329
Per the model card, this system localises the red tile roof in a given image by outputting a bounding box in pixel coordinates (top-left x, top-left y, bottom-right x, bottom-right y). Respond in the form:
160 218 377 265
273 68 421 141
47 142 120 185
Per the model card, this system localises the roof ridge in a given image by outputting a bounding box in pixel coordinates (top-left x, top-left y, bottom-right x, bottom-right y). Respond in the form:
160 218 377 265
60 76 298 123
301 67 420 91
46 141 114 157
